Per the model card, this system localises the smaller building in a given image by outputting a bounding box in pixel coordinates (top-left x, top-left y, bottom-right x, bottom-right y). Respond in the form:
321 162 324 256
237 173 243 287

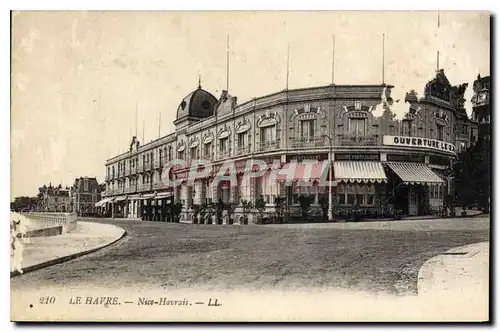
37 183 72 212
71 177 101 217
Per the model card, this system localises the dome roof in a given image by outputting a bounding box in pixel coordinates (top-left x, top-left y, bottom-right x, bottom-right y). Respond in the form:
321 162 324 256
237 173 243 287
176 85 218 120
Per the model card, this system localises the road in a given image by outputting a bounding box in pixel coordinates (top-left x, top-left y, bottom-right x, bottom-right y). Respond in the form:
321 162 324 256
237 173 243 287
11 217 490 296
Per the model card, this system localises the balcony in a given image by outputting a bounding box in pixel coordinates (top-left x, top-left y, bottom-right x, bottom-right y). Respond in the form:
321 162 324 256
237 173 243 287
153 159 163 169
153 182 165 190
236 144 252 155
125 168 131 176
258 140 280 152
137 183 152 192
216 151 232 160
137 164 144 173
105 174 112 181
339 135 379 146
290 137 326 148
124 186 136 194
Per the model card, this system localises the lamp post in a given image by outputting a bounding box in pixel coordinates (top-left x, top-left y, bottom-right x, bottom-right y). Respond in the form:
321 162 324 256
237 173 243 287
324 133 334 222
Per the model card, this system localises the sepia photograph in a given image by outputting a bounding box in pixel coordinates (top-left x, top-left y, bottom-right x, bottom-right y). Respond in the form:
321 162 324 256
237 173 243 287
10 10 491 322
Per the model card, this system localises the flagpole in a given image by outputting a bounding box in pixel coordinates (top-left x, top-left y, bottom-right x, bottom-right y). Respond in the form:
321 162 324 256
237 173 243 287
382 33 385 84
226 34 230 92
331 35 335 84
286 43 290 90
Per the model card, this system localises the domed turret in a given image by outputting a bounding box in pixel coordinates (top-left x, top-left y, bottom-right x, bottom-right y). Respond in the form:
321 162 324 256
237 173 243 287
176 80 217 121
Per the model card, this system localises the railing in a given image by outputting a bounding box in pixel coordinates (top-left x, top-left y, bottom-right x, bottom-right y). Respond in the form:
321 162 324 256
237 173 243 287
137 164 144 172
153 182 165 190
216 151 231 160
290 137 326 148
125 168 131 176
153 159 163 169
124 186 136 194
236 145 252 155
137 183 151 192
339 135 379 146
258 140 280 151
19 212 78 234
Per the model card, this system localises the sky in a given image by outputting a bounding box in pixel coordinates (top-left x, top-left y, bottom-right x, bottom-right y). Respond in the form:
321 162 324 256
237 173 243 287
11 11 490 199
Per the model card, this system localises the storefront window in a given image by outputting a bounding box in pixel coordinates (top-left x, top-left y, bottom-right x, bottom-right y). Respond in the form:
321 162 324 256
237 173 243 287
366 194 374 205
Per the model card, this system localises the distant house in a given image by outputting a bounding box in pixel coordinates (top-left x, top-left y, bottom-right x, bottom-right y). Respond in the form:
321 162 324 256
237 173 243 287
71 177 101 217
37 183 71 212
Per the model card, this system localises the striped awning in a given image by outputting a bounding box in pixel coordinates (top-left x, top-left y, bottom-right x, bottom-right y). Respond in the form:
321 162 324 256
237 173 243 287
94 197 114 207
333 161 387 183
156 192 173 199
277 161 330 183
386 162 445 185
114 195 127 202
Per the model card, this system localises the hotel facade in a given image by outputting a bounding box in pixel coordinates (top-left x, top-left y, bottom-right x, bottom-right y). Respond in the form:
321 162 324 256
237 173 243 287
99 70 475 223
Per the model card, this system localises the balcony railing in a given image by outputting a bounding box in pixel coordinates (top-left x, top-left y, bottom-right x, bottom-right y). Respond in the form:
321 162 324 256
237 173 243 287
339 135 379 146
153 182 165 190
290 137 326 148
105 174 112 181
124 186 136 194
137 164 144 172
137 183 152 192
153 159 163 169
125 168 131 176
258 140 280 151
216 151 231 160
236 144 252 155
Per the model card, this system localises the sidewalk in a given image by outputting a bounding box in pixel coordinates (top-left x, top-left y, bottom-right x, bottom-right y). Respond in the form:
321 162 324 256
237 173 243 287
417 242 489 320
10 222 126 277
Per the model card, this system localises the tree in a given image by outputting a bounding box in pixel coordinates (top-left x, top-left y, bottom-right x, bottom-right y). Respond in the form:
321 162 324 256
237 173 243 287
215 199 225 225
454 137 491 213
241 200 253 224
191 204 200 224
226 202 236 225
254 195 266 224
318 195 329 221
298 195 313 221
273 195 285 224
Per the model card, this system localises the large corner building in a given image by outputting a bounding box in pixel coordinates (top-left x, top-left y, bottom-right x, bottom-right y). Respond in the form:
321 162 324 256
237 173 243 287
99 69 478 223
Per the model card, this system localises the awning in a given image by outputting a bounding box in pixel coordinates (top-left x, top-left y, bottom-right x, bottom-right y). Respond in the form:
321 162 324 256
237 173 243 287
156 192 173 199
94 197 113 207
334 161 387 183
277 161 329 183
114 196 127 202
386 162 445 185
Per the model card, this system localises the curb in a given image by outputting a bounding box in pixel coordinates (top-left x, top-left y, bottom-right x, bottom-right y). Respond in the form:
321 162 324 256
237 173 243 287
10 227 127 278
417 241 489 295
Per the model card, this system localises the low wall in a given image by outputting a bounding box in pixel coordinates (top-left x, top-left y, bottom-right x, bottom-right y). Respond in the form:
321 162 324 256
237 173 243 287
19 212 78 235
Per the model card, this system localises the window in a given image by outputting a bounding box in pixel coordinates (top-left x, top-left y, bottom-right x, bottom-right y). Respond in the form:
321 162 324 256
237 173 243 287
237 133 246 147
204 143 212 158
260 126 276 143
190 147 198 160
437 124 444 141
219 137 228 153
348 118 366 136
402 120 413 136
300 119 315 139
178 150 185 160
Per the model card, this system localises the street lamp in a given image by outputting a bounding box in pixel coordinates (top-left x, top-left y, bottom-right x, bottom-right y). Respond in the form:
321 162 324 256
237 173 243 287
324 133 334 222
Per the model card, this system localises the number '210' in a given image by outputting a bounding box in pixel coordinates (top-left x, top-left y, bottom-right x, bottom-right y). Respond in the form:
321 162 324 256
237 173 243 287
39 296 56 304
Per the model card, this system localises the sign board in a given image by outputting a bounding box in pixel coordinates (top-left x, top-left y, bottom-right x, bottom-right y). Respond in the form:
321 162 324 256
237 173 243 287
387 154 426 163
335 153 380 161
383 135 455 153
287 154 328 163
